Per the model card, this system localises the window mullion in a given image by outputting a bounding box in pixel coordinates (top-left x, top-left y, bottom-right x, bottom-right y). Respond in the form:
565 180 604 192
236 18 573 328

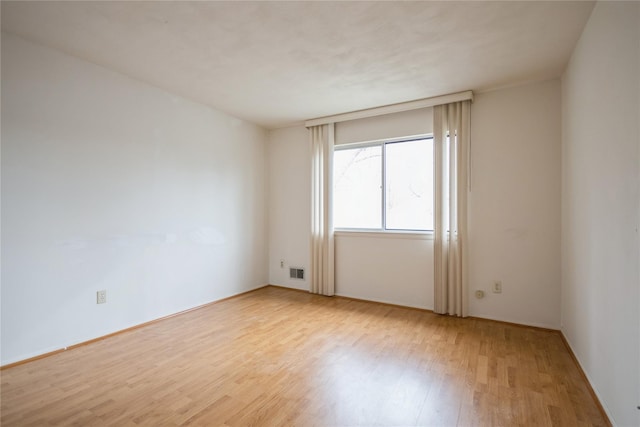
381 142 386 231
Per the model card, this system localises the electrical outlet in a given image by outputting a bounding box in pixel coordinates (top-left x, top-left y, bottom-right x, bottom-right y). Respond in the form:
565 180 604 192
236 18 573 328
97 290 107 304
492 281 502 293
280 259 284 269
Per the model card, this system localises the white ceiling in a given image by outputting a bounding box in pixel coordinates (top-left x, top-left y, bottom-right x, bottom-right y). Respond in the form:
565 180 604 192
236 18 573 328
1 1 594 129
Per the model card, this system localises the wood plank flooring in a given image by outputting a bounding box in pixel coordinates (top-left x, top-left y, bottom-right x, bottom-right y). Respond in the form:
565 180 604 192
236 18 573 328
1 286 608 426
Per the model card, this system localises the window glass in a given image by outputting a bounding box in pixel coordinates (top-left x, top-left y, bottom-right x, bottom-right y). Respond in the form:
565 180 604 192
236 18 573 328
385 139 433 231
333 146 382 229
333 137 433 232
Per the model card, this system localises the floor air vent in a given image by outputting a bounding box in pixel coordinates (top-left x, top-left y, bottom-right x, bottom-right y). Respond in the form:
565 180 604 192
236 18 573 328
289 267 304 280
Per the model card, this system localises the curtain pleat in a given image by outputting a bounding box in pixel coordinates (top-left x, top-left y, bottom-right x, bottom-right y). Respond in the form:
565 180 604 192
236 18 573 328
434 100 470 317
310 124 335 296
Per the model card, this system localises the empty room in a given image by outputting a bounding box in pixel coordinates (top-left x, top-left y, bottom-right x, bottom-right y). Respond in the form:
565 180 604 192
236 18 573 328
1 1 638 426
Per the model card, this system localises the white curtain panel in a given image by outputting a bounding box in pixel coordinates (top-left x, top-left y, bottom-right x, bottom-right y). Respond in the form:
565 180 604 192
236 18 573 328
310 124 335 296
433 100 471 317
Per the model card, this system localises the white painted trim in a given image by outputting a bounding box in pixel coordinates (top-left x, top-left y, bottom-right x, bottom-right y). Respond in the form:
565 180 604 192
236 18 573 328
334 230 434 240
305 91 474 127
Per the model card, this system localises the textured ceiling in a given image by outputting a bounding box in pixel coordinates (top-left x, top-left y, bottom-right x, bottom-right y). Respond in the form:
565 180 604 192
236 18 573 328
1 1 594 129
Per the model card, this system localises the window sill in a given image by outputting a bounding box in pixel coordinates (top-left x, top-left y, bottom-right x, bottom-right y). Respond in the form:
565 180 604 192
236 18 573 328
334 230 434 240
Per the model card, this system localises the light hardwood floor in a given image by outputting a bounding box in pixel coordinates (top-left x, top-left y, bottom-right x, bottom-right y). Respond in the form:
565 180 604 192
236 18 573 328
2 286 608 426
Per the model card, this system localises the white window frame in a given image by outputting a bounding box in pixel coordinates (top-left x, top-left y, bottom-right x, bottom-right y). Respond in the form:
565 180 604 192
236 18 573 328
334 134 434 237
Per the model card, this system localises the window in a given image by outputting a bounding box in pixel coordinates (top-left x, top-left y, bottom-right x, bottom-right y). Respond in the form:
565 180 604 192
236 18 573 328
333 136 433 232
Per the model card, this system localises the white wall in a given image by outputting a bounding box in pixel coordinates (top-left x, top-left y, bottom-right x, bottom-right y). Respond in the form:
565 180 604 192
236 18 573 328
561 2 640 426
1 33 269 365
268 81 562 326
267 126 311 291
469 80 562 329
336 108 433 145
335 233 433 309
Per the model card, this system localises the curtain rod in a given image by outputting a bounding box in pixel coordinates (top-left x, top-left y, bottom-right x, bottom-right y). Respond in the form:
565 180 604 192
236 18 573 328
305 90 473 128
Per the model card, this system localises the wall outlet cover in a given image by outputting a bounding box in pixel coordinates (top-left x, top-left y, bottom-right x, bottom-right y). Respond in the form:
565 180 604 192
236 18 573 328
492 281 502 293
97 290 107 304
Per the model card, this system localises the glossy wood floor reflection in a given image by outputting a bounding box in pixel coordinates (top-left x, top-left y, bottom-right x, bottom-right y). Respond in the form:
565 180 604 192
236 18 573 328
2 286 607 426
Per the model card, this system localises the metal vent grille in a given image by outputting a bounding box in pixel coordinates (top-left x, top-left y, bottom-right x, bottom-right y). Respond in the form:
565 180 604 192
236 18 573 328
289 268 304 280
